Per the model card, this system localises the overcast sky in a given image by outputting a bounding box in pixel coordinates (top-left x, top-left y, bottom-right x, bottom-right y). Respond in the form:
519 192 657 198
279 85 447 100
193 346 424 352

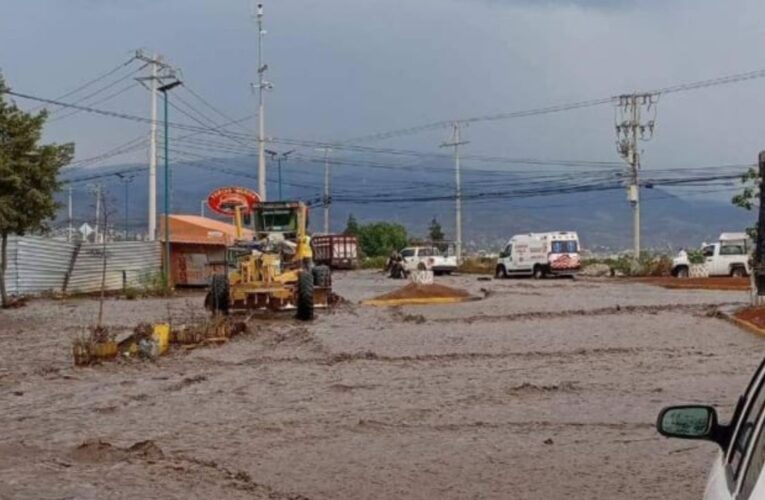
2 0 765 201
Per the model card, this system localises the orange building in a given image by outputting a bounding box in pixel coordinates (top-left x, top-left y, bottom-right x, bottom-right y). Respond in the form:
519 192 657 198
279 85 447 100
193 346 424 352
159 215 254 286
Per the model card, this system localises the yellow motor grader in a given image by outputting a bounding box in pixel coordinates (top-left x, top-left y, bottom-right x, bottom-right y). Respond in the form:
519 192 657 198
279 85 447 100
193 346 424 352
205 200 331 320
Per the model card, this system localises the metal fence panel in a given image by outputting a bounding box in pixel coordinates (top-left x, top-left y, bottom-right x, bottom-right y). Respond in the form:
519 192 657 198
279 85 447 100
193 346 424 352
1 237 161 296
5 236 76 295
66 241 162 294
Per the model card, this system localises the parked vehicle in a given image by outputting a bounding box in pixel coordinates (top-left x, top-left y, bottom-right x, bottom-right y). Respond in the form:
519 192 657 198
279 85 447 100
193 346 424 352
495 231 580 279
311 234 359 270
399 246 458 275
672 233 752 278
657 356 765 499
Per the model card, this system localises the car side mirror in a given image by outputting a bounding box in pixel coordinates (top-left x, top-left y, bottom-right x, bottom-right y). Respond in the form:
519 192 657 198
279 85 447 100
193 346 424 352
657 405 720 443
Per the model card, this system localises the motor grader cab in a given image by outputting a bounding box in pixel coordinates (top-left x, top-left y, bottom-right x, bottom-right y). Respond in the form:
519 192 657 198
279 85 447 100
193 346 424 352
204 188 331 321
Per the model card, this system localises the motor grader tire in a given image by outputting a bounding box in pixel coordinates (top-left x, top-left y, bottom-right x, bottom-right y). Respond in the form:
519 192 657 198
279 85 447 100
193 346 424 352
296 271 315 321
209 274 229 315
312 265 332 288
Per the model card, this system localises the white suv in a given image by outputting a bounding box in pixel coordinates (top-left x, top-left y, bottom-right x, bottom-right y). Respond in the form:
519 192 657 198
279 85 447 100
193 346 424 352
658 358 765 499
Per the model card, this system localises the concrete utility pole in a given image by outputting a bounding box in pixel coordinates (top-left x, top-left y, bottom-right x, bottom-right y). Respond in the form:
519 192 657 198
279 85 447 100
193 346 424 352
615 93 657 259
67 184 73 242
315 147 333 234
136 50 174 241
92 184 102 244
255 3 272 201
440 123 469 262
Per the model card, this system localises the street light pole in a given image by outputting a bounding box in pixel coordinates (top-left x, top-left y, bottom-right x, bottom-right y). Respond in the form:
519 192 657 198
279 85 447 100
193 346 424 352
265 149 294 201
115 173 136 240
158 80 182 287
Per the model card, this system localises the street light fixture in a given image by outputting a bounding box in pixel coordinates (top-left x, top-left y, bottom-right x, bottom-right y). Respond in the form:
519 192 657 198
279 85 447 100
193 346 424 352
265 149 294 201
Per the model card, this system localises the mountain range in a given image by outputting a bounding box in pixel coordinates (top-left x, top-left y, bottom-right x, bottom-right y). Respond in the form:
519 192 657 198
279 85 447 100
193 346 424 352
58 155 753 252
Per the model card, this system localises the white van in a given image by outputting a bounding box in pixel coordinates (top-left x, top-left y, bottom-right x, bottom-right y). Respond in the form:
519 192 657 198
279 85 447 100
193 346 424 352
495 231 581 279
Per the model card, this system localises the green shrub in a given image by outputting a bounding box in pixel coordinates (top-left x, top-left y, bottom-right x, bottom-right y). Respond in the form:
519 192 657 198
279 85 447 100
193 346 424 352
459 257 495 275
361 256 387 270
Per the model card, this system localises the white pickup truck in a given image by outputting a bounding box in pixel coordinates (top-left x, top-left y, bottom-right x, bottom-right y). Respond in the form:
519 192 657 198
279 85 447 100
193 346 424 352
671 233 752 278
400 246 458 276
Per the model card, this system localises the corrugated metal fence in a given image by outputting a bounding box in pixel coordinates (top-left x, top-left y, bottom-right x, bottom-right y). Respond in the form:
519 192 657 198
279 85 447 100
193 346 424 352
3 236 161 296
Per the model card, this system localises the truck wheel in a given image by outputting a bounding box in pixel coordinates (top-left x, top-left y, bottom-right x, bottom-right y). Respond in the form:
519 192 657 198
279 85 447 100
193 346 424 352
208 274 229 315
533 266 545 280
312 265 332 288
675 266 689 278
495 265 507 279
296 271 315 321
731 266 746 278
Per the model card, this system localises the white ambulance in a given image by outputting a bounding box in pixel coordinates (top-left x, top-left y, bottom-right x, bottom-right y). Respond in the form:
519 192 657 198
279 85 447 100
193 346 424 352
495 231 581 279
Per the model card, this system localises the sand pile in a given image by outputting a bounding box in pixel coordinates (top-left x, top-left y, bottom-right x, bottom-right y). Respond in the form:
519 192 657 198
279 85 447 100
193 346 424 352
371 283 471 302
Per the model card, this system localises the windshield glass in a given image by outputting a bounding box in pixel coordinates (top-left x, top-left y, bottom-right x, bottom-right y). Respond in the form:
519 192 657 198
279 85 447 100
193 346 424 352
551 241 578 253
255 209 297 232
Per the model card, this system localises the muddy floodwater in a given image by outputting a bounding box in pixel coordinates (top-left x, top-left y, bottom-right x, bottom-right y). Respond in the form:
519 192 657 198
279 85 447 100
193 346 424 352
0 271 761 499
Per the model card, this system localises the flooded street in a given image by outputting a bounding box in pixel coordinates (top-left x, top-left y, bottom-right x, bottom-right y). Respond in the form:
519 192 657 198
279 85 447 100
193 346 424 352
0 271 761 499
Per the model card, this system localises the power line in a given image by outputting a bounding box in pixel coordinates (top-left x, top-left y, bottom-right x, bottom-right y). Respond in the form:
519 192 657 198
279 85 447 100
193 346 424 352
336 67 765 144
29 55 138 112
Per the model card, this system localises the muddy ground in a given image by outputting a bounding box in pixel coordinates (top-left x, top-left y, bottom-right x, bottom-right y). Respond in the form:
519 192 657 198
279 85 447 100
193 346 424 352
0 272 762 499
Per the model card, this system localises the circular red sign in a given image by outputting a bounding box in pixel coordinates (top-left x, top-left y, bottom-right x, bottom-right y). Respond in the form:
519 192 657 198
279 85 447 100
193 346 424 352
207 187 261 216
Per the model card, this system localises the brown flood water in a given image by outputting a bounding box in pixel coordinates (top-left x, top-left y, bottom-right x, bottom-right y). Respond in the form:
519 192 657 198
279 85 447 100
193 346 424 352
0 271 760 499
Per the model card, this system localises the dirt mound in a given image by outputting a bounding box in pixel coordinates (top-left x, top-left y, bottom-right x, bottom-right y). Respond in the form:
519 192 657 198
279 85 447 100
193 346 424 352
70 439 164 464
372 283 471 301
736 306 765 329
632 277 750 291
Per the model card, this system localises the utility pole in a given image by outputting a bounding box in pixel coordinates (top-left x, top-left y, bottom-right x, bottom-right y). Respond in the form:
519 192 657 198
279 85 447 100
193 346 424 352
116 173 136 240
615 93 657 260
254 3 273 201
91 184 102 244
315 147 333 234
67 184 73 242
136 50 174 241
440 123 469 262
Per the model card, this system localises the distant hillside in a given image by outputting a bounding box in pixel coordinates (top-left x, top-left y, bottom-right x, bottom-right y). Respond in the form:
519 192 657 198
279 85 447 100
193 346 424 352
58 155 753 251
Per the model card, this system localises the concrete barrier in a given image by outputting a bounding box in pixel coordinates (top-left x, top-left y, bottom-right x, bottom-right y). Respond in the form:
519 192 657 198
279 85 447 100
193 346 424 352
689 264 709 278
409 270 434 284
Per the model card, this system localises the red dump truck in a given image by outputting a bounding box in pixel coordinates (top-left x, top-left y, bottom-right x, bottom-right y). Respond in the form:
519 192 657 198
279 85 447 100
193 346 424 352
311 235 359 270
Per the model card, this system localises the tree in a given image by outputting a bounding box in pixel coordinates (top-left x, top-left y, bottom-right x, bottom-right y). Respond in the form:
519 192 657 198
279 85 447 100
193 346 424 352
356 222 408 257
0 75 74 307
344 213 360 236
732 167 759 240
428 217 446 251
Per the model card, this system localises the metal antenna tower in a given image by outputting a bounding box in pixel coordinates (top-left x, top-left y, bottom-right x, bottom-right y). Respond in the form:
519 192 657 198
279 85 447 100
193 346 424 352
254 3 273 200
